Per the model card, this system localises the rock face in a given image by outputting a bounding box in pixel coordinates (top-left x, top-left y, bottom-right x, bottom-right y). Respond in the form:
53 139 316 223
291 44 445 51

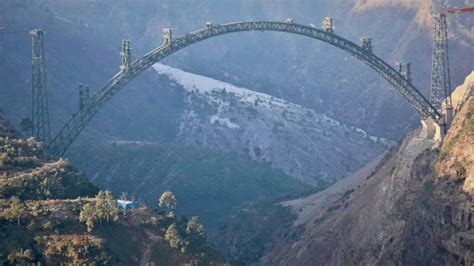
438 72 474 195
261 74 474 265
154 64 391 185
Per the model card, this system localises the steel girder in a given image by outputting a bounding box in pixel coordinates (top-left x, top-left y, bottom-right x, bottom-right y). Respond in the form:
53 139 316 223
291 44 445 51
48 21 441 155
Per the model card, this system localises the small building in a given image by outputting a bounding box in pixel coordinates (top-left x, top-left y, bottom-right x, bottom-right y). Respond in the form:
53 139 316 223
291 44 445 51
116 199 140 209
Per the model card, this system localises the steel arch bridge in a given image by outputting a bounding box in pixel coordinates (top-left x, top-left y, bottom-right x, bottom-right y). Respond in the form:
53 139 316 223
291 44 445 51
48 20 442 155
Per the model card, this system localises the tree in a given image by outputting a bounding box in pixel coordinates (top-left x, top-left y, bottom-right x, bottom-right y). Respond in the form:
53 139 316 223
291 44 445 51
165 223 183 249
184 216 207 254
159 191 177 212
94 191 107 225
7 248 34 264
31 201 43 216
80 203 97 232
104 190 118 222
81 191 118 232
94 190 118 223
186 216 205 237
6 196 26 226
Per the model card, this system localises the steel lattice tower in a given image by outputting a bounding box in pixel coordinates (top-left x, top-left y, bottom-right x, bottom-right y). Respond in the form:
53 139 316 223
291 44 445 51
30 29 51 144
430 13 453 112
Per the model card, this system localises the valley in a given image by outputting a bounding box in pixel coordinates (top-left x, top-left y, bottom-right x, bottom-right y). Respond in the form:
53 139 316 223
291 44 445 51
1 0 473 265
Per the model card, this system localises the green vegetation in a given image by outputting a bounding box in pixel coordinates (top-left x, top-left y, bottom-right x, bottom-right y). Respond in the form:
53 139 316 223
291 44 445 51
2 196 26 226
0 136 98 200
78 191 118 232
159 191 177 213
0 131 226 265
0 194 116 264
165 223 183 249
79 202 97 232
0 136 43 170
36 234 110 264
156 191 216 260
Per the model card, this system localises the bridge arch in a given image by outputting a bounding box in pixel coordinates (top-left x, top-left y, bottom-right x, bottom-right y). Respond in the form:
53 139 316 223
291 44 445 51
49 21 441 155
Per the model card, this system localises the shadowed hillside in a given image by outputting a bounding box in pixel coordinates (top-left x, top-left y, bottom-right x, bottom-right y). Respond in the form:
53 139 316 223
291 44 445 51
0 113 226 265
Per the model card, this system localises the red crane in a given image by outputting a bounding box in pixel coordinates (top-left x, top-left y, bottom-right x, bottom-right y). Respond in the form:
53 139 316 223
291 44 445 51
444 6 474 14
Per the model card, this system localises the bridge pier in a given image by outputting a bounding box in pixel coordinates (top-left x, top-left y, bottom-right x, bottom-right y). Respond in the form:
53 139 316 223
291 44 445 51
420 105 454 142
360 37 372 53
444 107 453 128
120 40 131 72
420 117 445 142
162 28 172 46
420 118 436 139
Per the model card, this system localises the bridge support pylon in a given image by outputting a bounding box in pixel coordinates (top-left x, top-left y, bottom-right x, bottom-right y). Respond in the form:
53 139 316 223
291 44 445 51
396 62 412 83
420 117 444 142
120 40 132 72
30 29 51 144
163 28 172 46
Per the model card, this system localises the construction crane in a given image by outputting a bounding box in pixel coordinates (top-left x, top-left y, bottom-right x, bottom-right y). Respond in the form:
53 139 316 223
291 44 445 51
430 5 474 129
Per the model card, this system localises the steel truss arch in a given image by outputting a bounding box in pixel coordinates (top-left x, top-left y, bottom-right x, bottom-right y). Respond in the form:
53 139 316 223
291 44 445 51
49 21 441 155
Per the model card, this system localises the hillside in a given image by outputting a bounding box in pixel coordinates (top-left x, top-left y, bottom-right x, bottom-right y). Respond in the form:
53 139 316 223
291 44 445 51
0 113 226 265
260 73 474 265
153 64 391 185
67 139 309 234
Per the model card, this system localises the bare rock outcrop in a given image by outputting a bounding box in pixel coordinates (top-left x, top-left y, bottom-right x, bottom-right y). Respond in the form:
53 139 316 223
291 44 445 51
261 74 474 265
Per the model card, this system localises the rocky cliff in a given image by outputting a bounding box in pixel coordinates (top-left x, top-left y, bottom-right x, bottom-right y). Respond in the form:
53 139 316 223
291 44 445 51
261 72 474 265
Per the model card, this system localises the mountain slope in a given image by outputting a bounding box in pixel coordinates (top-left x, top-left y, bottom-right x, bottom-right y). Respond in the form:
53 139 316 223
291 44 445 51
0 113 225 265
261 73 474 265
68 140 308 232
154 64 391 185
